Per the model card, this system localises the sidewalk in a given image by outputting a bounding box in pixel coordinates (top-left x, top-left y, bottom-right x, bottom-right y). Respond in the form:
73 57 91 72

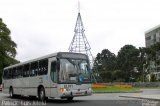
120 95 160 101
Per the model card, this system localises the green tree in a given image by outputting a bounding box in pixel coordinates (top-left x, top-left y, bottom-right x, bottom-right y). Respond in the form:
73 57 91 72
137 47 148 81
150 74 157 82
149 42 160 64
0 18 19 83
144 43 160 82
112 70 125 82
117 45 139 82
94 49 116 82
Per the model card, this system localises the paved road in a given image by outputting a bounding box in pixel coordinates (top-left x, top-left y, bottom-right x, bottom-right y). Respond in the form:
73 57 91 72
120 89 160 101
0 89 159 106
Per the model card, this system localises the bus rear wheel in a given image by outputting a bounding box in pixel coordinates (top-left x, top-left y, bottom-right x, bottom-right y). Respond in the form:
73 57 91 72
38 87 45 101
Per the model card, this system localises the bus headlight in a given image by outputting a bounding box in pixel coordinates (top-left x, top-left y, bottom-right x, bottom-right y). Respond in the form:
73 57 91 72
88 88 92 91
59 88 66 93
88 87 92 93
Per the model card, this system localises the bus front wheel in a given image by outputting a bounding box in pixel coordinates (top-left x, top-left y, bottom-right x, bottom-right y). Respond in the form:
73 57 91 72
9 87 14 98
67 97 74 101
38 87 45 101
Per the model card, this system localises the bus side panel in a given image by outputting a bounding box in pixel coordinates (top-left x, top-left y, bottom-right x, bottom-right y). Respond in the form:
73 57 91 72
37 75 51 97
28 76 39 96
13 78 23 95
21 78 28 95
27 75 51 97
43 75 51 97
25 77 34 96
2 80 9 94
21 77 29 96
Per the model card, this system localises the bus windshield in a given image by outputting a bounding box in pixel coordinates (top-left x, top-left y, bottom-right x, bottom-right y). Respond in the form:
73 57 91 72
59 58 91 83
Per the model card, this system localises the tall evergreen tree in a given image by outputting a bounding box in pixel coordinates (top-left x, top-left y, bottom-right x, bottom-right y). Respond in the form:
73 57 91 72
94 49 116 82
0 18 19 83
117 45 139 82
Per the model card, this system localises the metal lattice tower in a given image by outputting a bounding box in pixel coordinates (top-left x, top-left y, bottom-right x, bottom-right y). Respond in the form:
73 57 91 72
68 12 94 66
68 12 103 83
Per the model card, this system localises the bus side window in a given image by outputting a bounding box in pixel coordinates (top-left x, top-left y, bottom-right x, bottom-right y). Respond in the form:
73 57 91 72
39 59 48 75
3 70 8 80
43 59 48 75
3 70 5 79
23 64 30 77
39 60 43 75
51 61 57 82
17 66 23 78
8 69 12 79
30 62 38 77
12 68 17 79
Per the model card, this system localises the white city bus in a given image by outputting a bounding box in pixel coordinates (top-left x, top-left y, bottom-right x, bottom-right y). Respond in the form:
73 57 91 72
2 52 92 101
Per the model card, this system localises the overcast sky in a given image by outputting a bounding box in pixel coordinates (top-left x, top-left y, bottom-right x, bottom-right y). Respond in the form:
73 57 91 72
1 0 160 62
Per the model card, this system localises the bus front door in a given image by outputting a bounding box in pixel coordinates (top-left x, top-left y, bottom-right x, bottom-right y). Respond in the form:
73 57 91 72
49 57 58 98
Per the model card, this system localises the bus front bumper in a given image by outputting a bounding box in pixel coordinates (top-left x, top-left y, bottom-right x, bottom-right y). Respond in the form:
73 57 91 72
60 88 92 97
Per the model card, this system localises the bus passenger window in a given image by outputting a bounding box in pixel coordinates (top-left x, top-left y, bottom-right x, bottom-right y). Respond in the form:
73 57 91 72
3 70 8 80
17 66 23 78
51 61 57 82
30 62 38 77
8 69 12 79
23 64 30 77
38 59 48 75
12 68 17 79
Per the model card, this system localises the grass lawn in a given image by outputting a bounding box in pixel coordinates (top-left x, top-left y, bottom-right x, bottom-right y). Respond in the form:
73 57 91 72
92 86 142 93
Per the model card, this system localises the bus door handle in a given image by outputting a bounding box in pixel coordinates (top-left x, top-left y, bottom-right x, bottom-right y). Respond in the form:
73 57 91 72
39 77 43 83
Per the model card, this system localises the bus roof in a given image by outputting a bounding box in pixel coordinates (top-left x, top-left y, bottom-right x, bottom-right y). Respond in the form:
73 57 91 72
4 52 87 70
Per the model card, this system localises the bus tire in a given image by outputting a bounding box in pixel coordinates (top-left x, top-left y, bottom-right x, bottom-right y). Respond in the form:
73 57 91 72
29 96 36 100
38 87 45 101
67 97 73 101
9 87 14 98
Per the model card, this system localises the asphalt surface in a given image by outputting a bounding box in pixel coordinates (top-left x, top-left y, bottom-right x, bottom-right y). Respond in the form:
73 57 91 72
0 89 159 106
120 89 160 101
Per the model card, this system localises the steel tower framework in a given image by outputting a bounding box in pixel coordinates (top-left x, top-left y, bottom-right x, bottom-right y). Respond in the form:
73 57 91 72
69 12 93 65
68 12 103 83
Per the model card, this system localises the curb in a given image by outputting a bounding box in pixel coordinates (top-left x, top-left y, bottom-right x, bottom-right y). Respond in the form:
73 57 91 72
93 90 143 93
120 95 160 101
